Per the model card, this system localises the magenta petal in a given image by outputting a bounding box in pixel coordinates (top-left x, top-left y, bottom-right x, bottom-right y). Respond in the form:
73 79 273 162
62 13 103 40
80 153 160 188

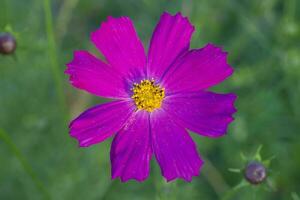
91 16 146 79
111 111 152 182
65 50 128 98
147 12 194 80
164 91 237 137
162 44 234 93
69 100 134 147
150 110 203 182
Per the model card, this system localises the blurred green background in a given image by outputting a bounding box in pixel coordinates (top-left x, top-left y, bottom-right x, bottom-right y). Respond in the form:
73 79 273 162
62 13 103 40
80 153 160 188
1 0 300 199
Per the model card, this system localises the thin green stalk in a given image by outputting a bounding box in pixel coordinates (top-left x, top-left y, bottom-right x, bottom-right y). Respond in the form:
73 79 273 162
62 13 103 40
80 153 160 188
202 157 229 197
43 0 68 123
283 0 296 21
3 0 10 25
0 129 51 199
56 0 80 43
221 188 240 200
153 162 177 200
98 181 116 200
221 180 249 200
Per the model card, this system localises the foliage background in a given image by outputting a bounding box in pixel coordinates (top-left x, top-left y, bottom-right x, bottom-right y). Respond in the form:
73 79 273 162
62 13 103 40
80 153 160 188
1 0 300 199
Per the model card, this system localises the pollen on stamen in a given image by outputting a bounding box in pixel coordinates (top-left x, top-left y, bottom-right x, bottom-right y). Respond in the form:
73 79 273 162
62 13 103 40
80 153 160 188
131 79 165 112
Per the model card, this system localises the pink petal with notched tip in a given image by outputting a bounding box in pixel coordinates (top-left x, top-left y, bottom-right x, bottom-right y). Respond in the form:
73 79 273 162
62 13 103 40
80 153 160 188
69 100 134 147
162 44 233 94
150 110 204 182
111 111 152 182
65 50 129 98
147 12 194 80
91 16 147 80
164 91 237 137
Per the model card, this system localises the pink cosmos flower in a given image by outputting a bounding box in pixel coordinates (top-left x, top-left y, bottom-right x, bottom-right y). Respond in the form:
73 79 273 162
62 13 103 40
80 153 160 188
65 12 237 182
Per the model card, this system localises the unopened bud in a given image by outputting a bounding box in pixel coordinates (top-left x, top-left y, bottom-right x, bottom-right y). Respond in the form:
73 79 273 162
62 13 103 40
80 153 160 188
0 33 17 55
244 161 267 185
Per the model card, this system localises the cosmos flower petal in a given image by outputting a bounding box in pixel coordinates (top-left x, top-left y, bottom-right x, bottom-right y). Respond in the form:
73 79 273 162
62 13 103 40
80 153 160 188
69 100 135 147
147 12 194 80
164 91 237 137
91 16 147 79
65 50 129 98
111 111 152 182
151 110 204 182
162 44 234 93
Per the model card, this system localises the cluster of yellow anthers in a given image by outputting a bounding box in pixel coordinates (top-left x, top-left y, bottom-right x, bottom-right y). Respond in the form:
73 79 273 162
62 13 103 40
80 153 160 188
131 79 165 112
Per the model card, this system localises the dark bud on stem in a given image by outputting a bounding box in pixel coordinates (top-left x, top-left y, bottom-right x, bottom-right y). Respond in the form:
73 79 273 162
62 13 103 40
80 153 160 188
244 161 267 185
0 33 17 55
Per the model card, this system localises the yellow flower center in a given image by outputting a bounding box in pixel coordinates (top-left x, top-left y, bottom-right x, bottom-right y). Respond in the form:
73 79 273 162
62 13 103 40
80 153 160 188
131 79 165 112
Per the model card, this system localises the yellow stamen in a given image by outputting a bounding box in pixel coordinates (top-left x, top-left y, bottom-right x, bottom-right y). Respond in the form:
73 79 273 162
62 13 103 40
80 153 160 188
131 79 165 112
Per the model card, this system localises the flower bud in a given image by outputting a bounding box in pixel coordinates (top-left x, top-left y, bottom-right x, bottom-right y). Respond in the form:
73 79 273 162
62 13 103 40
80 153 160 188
244 161 267 185
0 33 17 55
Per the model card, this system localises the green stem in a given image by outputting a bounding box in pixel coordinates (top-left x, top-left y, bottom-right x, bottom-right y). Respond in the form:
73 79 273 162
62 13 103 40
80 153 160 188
0 129 51 199
222 189 240 200
202 157 229 197
56 0 80 43
283 0 296 21
153 162 177 200
98 181 115 200
221 180 248 200
43 0 68 123
3 0 9 25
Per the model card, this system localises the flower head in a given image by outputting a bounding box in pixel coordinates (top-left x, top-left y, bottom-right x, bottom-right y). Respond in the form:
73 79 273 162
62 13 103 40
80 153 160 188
65 12 237 182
